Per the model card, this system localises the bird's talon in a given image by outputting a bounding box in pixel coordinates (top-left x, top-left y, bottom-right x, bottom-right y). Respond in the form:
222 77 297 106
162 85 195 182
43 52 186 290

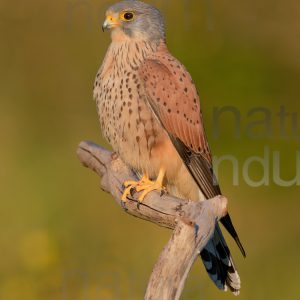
121 186 133 202
121 169 166 202
121 177 148 202
130 187 136 197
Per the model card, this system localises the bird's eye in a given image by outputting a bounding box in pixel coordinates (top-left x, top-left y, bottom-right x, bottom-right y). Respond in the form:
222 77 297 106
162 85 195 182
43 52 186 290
120 11 134 21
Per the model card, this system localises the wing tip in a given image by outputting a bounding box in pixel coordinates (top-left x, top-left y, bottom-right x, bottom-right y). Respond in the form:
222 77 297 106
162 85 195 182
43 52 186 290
221 214 246 258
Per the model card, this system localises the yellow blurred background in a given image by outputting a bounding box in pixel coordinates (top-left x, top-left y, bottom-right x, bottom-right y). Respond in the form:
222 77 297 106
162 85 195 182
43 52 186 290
1 0 300 299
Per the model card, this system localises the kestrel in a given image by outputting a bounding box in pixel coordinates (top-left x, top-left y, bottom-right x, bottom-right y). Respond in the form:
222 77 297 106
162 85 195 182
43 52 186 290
94 0 245 295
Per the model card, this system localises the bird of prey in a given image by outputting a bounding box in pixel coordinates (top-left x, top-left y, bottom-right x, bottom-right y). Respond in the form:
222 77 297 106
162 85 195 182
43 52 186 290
94 0 245 295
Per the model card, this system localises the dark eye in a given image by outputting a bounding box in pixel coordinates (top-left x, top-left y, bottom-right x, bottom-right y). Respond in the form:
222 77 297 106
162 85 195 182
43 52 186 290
123 12 134 21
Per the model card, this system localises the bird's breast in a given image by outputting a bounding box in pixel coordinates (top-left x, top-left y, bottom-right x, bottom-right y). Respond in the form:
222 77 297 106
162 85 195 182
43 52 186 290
94 49 165 175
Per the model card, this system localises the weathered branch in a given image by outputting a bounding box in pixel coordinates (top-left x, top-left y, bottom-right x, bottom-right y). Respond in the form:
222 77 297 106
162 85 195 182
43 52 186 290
77 141 228 300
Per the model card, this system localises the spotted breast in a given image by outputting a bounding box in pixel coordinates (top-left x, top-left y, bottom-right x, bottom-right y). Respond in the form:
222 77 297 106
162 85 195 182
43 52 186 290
94 40 169 178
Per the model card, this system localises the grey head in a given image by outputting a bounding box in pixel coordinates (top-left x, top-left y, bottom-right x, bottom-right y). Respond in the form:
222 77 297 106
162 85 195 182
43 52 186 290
102 0 165 41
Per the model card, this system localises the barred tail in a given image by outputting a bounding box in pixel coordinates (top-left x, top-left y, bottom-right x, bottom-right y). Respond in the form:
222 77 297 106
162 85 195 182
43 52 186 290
200 224 241 295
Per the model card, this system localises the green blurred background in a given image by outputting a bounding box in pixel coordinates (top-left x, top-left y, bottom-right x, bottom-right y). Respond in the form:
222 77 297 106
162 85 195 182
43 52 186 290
1 0 300 299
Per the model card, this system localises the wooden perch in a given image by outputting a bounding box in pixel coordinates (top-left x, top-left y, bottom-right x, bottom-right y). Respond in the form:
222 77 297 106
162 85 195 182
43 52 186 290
77 141 228 300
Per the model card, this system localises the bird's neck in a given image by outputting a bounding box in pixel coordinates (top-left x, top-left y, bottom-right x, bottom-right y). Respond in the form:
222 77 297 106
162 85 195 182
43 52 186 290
108 39 162 70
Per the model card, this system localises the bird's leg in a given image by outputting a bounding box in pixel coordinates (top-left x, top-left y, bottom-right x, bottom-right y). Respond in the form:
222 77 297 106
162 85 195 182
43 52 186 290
121 173 152 202
135 167 166 202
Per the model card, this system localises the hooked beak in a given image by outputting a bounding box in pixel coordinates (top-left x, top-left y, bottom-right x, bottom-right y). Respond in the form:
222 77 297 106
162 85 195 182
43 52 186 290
102 15 120 32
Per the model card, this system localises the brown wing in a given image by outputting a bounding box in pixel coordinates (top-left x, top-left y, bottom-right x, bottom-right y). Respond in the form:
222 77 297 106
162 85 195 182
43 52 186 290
139 55 211 162
139 53 245 257
139 53 221 200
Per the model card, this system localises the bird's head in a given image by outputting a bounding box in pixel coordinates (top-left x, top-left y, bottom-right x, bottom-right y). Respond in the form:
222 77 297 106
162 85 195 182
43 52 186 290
102 1 165 42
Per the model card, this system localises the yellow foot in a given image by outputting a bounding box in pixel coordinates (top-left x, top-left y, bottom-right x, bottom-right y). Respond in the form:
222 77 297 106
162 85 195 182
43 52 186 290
121 175 152 202
135 180 166 202
121 168 166 202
